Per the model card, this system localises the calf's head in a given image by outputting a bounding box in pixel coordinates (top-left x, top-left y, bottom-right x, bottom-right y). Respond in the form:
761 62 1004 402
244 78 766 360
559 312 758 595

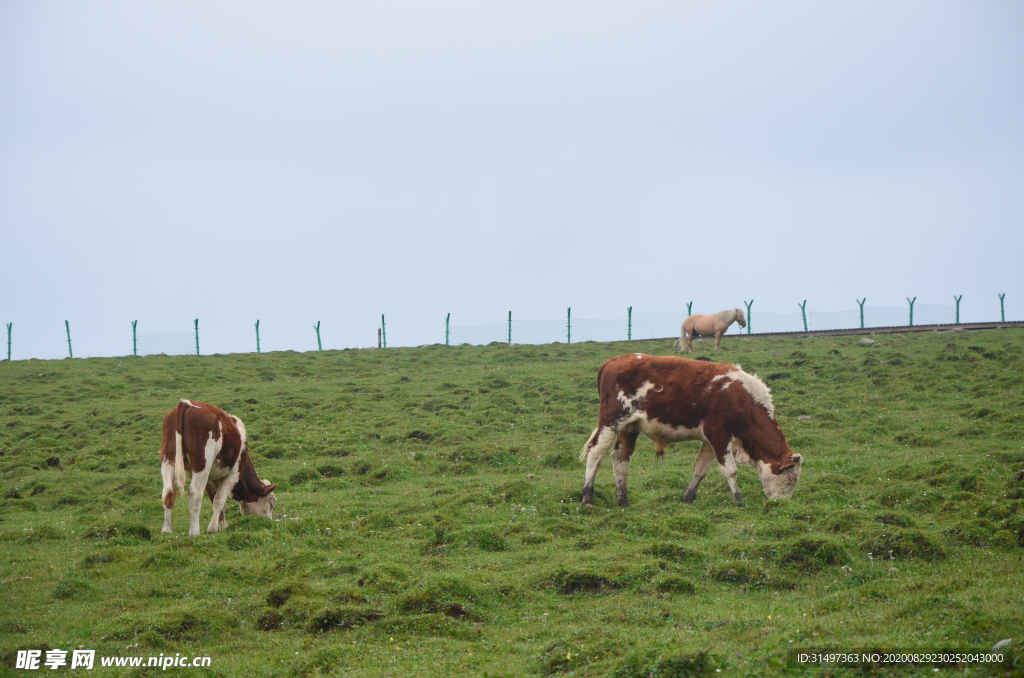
238 479 278 518
757 454 802 499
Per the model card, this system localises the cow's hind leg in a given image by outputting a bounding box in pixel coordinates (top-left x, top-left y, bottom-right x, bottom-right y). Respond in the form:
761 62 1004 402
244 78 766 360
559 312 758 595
612 428 639 507
580 426 616 506
161 459 176 533
683 443 716 503
188 467 211 536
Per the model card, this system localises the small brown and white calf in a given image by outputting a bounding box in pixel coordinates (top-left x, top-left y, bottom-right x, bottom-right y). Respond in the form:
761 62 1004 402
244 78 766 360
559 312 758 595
580 354 803 507
160 400 277 535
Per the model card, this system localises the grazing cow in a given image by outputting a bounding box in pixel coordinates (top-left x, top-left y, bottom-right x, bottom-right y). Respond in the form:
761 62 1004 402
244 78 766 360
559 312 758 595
676 308 746 352
160 400 277 535
579 354 802 507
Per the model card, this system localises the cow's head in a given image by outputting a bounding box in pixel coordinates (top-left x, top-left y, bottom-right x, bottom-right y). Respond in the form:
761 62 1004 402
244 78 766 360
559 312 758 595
735 308 747 329
239 479 278 518
757 454 802 499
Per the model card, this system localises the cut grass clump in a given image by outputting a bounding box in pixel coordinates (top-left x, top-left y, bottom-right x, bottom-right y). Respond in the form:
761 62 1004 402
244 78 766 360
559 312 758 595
608 649 722 678
83 523 151 541
709 562 796 590
309 606 383 632
464 528 507 551
53 574 88 600
539 568 623 595
778 537 850 572
860 529 945 560
643 542 703 563
398 577 479 619
654 575 696 594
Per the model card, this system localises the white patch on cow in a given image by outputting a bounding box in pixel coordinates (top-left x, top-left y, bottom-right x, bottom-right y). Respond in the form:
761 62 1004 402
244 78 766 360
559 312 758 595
711 375 725 383
640 417 707 447
617 380 657 409
240 479 276 518
727 436 752 465
635 353 643 359
723 369 775 419
180 399 193 407
756 457 802 499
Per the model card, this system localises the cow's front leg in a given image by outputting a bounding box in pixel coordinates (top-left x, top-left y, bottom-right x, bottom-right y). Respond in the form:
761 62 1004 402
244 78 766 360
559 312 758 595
718 453 744 506
683 443 716 503
581 426 615 506
207 475 237 533
612 429 639 507
188 468 211 536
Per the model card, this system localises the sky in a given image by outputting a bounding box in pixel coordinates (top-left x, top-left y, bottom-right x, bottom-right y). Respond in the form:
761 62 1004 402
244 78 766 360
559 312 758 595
1 1 1022 358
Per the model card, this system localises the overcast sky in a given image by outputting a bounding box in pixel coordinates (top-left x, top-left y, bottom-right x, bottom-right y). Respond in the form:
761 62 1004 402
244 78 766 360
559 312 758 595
1 1 1022 358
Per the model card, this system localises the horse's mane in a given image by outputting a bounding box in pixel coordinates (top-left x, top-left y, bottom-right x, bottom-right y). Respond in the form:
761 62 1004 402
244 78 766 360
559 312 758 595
713 308 737 322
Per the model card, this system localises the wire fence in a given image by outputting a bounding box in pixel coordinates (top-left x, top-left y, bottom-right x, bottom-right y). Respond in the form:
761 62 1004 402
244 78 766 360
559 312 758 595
2 296 1015 359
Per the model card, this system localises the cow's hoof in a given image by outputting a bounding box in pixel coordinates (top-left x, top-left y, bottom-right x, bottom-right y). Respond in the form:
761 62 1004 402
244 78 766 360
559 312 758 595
161 527 172 534
581 501 595 508
682 493 696 504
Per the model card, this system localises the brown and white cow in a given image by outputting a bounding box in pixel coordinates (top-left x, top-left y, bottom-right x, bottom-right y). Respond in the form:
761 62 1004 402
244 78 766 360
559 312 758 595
160 400 277 535
579 353 802 507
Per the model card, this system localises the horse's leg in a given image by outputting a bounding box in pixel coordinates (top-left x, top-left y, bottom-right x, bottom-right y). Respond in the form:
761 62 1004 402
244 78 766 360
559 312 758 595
715 328 723 349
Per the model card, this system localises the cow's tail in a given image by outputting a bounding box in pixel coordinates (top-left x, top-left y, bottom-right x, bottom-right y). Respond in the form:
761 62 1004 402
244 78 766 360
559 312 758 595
580 427 600 462
174 400 192 496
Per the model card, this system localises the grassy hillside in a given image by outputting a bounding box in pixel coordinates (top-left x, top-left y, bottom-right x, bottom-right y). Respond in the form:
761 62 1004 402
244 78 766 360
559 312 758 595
1 330 1023 677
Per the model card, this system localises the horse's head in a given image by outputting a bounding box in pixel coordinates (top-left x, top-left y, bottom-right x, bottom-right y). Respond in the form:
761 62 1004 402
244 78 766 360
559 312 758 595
735 308 747 328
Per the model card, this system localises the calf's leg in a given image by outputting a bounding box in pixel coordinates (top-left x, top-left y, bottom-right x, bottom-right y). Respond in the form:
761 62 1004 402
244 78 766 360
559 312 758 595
612 429 639 507
581 425 616 506
683 443 716 503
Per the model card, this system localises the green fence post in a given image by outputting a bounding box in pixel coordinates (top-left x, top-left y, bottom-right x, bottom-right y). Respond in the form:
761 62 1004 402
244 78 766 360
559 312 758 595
856 298 866 328
507 311 512 344
445 313 450 346
953 296 962 324
627 307 632 341
65 320 73 359
999 293 1006 322
798 300 808 332
194 319 200 356
132 320 137 356
567 308 571 344
686 301 693 316
255 320 261 353
381 315 387 348
906 297 916 326
6 323 11 361
314 321 322 351
743 300 753 334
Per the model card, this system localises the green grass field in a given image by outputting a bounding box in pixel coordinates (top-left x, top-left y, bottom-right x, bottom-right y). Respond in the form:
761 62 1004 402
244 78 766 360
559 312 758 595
2 330 1023 677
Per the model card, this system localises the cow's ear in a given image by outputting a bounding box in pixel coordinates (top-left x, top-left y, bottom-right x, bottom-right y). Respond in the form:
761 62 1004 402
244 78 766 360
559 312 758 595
259 483 278 496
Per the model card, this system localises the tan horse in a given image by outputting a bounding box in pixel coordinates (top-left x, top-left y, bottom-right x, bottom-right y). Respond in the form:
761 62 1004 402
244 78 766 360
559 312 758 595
676 308 746 352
